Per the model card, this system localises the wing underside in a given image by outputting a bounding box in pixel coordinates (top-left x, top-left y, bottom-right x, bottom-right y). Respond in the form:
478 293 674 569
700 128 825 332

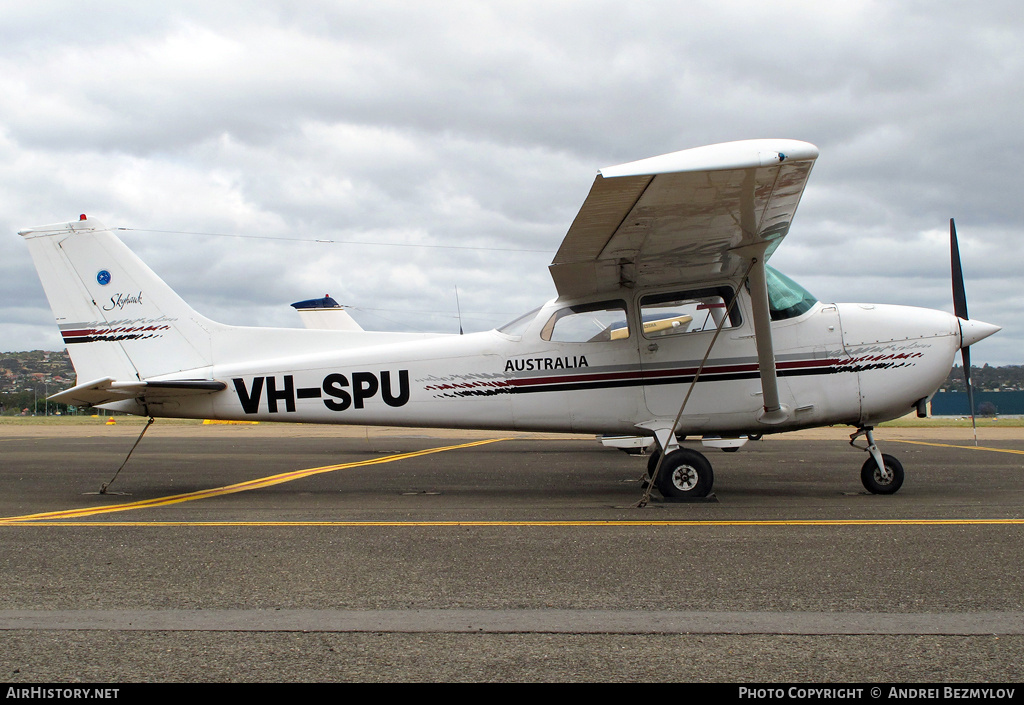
549 139 819 299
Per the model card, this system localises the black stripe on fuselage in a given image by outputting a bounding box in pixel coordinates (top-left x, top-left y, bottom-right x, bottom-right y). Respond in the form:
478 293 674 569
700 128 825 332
487 361 851 397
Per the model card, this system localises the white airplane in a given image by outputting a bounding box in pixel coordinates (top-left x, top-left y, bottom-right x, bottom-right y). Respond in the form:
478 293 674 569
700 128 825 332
20 139 999 499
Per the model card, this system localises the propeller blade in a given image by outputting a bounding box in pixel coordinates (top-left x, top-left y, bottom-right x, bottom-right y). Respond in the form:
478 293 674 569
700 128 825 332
951 218 977 445
950 218 969 321
961 345 978 446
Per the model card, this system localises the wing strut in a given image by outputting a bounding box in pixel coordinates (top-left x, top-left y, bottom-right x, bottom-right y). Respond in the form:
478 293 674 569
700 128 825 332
745 250 788 424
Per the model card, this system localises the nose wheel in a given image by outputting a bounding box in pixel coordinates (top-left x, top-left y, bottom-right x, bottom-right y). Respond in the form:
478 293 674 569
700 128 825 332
860 453 904 494
851 427 905 495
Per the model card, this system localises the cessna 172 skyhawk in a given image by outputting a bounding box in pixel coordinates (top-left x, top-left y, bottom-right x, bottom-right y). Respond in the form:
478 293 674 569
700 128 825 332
20 139 999 499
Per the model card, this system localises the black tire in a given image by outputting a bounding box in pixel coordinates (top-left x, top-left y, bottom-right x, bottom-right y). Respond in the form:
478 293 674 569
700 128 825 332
861 454 904 495
656 448 714 498
646 449 662 480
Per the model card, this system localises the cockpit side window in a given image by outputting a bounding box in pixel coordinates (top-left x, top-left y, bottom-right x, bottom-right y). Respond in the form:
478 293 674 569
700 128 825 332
766 266 818 321
639 287 740 338
540 300 629 343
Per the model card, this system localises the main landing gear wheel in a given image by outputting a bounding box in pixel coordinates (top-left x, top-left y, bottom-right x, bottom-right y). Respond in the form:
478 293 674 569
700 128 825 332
860 454 904 495
655 448 714 498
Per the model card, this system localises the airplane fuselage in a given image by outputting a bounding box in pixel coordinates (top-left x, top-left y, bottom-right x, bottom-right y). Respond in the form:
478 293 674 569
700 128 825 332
105 292 963 437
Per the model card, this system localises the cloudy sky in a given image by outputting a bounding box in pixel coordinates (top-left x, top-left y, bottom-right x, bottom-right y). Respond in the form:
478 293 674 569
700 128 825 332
2 1 1020 365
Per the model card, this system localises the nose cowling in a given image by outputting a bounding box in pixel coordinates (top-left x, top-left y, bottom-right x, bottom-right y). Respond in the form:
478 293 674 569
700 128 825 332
958 318 1001 349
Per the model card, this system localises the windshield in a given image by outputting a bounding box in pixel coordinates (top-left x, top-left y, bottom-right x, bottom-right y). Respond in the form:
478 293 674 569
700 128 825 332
766 266 818 321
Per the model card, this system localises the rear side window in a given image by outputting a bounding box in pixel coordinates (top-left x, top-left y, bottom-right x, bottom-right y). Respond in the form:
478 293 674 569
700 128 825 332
540 300 629 343
497 306 542 338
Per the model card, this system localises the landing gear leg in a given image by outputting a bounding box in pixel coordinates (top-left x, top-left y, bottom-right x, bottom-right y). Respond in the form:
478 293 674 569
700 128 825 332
850 426 904 495
641 433 688 486
641 428 677 486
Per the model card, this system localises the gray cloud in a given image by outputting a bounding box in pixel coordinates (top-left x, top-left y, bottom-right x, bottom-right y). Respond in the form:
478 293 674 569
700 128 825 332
2 1 1021 366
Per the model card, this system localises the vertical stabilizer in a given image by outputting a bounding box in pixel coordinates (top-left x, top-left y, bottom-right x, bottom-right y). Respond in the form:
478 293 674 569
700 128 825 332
291 295 364 331
20 217 219 383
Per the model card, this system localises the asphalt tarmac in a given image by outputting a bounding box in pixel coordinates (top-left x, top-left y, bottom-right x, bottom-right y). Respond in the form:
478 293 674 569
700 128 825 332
1 421 1022 682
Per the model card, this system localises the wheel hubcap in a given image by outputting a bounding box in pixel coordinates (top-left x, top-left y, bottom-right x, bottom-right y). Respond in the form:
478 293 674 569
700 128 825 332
671 465 698 491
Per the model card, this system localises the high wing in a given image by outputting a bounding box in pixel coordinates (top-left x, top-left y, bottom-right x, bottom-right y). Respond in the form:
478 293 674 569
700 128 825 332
549 139 819 299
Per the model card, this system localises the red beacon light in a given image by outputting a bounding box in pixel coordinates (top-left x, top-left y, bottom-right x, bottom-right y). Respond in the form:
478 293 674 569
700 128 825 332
79 214 87 221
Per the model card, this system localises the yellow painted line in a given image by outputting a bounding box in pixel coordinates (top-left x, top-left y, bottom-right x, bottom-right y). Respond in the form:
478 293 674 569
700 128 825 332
3 519 1023 527
891 439 1024 455
0 438 508 524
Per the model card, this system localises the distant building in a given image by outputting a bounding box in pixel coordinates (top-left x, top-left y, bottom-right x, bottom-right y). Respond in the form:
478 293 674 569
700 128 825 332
930 391 1024 416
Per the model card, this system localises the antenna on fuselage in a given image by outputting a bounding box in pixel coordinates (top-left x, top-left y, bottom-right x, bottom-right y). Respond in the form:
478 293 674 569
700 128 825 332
455 285 464 335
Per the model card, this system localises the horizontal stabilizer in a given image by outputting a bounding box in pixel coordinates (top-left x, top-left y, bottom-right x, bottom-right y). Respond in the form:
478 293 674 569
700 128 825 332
49 377 226 407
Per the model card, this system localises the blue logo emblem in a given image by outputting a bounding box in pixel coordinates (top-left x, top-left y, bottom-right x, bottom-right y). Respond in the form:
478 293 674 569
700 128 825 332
96 270 111 286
